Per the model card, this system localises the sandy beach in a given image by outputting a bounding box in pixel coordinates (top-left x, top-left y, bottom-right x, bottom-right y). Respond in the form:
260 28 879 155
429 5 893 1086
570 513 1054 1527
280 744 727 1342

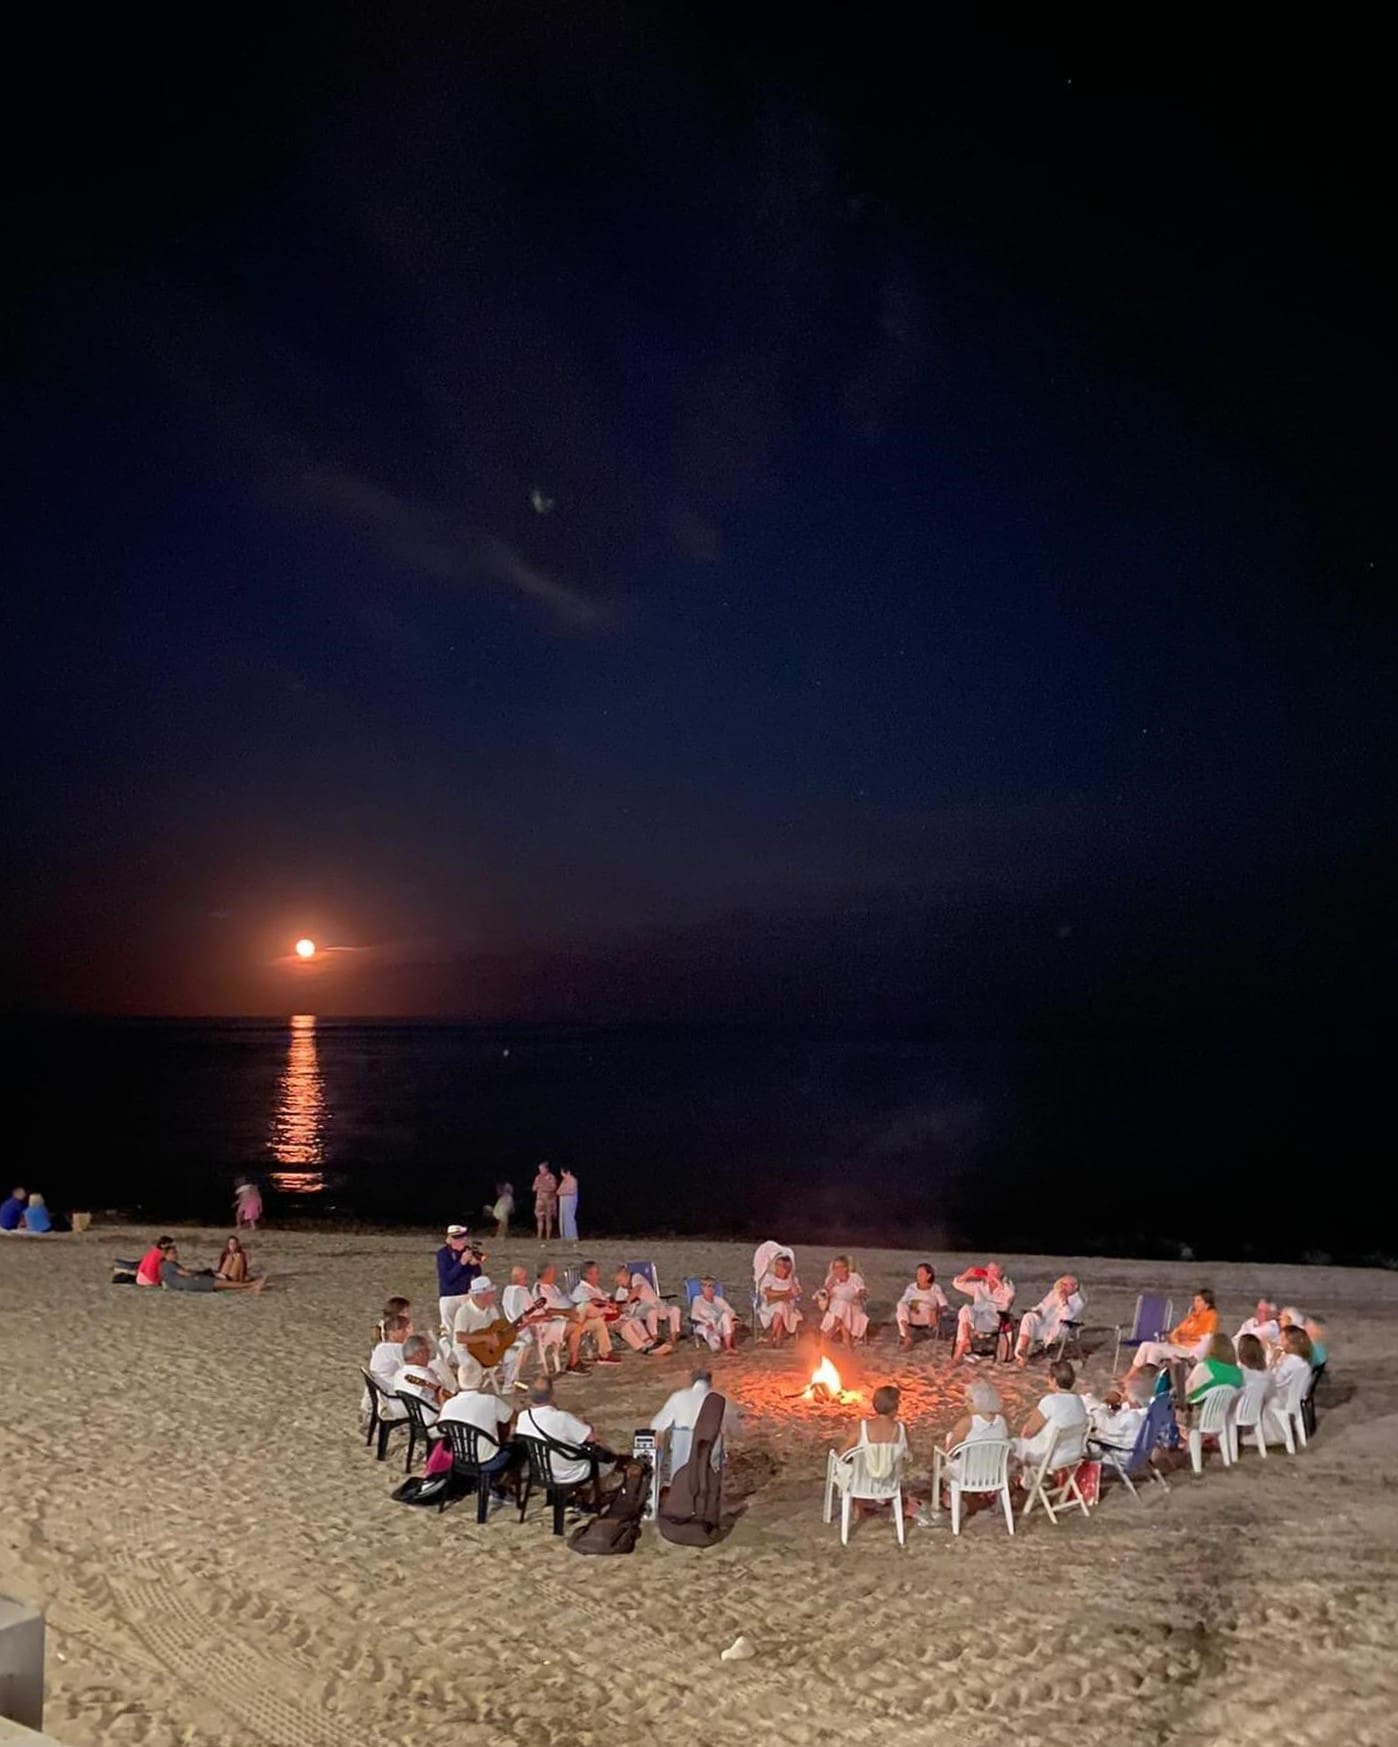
1 1229 1395 1747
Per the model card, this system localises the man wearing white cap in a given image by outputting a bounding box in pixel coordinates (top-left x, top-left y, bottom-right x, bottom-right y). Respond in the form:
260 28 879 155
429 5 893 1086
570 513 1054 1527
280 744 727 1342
436 1224 482 1337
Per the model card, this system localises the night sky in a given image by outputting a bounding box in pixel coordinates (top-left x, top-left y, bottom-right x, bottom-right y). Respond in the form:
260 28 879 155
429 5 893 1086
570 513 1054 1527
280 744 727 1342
6 12 1391 1027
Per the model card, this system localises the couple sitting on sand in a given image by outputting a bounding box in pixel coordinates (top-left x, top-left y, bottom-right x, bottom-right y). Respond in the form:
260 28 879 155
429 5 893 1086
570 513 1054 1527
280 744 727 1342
135 1235 267 1294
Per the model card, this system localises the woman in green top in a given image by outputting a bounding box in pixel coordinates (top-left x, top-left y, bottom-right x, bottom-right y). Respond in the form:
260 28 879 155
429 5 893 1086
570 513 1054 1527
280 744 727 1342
1185 1333 1243 1403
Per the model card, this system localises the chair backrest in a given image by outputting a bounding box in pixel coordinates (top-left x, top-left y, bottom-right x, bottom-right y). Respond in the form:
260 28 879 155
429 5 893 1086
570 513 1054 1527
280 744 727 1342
1133 1292 1173 1341
441 1419 503 1467
624 1260 659 1295
1278 1363 1312 1417
1194 1384 1239 1435
395 1390 436 1431
1126 1392 1178 1469
1235 1370 1271 1427
516 1432 585 1488
951 1436 1011 1491
845 1439 903 1497
684 1277 724 1305
360 1367 385 1406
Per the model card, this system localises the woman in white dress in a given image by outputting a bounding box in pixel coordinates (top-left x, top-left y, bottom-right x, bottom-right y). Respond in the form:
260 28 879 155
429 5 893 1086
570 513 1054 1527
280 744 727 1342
816 1256 869 1344
755 1249 803 1344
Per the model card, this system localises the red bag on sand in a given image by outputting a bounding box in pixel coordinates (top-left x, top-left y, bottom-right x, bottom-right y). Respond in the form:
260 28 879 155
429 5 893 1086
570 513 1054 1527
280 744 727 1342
1074 1461 1101 1506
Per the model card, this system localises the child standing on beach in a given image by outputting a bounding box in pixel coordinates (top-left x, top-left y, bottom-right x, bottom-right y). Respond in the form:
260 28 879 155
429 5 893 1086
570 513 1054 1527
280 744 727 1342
234 1177 263 1231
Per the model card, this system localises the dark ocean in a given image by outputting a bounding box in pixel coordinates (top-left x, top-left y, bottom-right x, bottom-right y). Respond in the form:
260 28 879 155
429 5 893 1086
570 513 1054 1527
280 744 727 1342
3 1016 1382 1263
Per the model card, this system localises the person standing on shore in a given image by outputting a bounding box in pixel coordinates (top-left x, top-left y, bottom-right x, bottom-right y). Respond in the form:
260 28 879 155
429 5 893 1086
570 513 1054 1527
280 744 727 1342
436 1223 482 1336
557 1168 580 1242
532 1163 558 1241
234 1177 263 1232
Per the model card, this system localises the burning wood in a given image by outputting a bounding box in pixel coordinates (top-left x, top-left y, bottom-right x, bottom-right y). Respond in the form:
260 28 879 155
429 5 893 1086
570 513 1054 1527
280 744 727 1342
800 1355 862 1406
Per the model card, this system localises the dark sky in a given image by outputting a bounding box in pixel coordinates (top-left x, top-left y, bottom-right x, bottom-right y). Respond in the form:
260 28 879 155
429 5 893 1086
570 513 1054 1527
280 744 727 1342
5 10 1391 1022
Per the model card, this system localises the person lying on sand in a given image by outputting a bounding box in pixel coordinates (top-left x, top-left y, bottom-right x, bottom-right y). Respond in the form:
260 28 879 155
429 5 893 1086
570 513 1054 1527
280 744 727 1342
135 1236 267 1293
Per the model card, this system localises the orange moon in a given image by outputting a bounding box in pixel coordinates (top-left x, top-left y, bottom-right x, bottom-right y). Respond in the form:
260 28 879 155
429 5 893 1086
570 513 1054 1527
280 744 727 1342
294 938 317 959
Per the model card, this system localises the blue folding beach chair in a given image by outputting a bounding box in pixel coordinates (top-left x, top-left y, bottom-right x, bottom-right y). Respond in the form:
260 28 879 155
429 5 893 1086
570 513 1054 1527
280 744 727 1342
623 1260 665 1297
684 1276 727 1345
1089 1391 1177 1502
1112 1293 1173 1373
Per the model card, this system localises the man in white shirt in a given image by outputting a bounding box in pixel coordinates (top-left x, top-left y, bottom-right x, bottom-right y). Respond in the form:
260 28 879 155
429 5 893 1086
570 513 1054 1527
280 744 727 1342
391 1335 450 1426
816 1256 869 1344
689 1277 738 1352
570 1261 632 1359
614 1265 680 1348
435 1354 516 1486
1014 1361 1089 1468
1014 1275 1085 1366
651 1366 741 1471
516 1379 615 1494
896 1264 949 1348
951 1263 1016 1363
1235 1298 1281 1348
501 1264 554 1386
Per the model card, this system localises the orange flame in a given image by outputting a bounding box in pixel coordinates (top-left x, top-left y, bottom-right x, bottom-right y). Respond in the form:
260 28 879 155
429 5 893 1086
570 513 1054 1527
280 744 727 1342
801 1355 861 1405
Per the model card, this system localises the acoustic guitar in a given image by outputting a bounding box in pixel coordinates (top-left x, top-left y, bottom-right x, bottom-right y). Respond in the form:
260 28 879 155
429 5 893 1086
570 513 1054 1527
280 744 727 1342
460 1296 548 1368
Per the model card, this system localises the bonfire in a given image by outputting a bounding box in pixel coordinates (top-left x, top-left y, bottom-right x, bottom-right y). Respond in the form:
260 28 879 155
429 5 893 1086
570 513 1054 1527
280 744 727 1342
800 1354 862 1407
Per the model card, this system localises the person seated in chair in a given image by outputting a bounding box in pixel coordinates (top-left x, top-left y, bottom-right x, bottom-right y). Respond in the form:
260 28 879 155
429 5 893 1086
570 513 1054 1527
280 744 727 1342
1014 1360 1089 1470
425 1354 517 1489
1014 1275 1084 1366
391 1334 452 1424
940 1380 1010 1501
1269 1325 1314 1393
570 1261 632 1361
896 1264 948 1348
756 1251 803 1345
1184 1334 1242 1405
1302 1316 1328 1369
1234 1298 1280 1351
816 1256 869 1345
611 1266 675 1354
1085 1366 1156 1447
950 1263 1016 1363
516 1378 617 1505
1130 1288 1218 1371
690 1278 739 1352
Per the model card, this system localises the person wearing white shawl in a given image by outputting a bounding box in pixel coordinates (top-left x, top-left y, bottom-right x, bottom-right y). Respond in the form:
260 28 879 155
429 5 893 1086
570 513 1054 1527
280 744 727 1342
753 1242 803 1344
1014 1275 1085 1365
896 1263 949 1347
816 1255 869 1344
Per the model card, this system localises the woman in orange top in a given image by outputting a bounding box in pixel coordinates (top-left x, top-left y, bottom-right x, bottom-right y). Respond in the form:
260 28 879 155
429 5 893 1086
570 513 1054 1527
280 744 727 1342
1130 1288 1219 1370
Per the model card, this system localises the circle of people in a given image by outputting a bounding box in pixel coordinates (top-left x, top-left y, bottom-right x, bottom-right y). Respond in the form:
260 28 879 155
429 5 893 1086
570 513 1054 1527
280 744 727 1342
363 1228 1331 1516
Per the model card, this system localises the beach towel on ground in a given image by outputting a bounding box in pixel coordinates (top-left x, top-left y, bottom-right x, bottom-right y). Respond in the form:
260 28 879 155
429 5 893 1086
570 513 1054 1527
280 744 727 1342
657 1389 726 1547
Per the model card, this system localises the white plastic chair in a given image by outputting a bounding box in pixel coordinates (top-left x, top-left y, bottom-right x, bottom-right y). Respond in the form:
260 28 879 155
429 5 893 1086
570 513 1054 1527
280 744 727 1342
1187 1385 1240 1473
1230 1370 1273 1459
933 1437 1015 1536
823 1439 906 1546
1021 1424 1091 1524
1258 1364 1311 1454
